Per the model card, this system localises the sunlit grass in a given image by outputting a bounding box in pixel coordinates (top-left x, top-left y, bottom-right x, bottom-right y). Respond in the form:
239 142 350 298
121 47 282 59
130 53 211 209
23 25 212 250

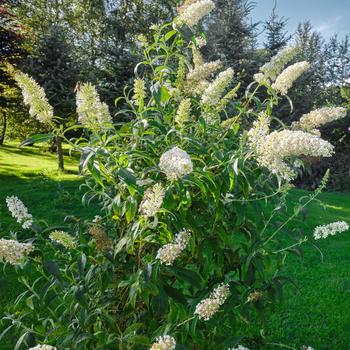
0 142 99 349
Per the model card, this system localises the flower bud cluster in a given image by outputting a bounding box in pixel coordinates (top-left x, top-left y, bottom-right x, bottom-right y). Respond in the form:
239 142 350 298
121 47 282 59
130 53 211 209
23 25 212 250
313 221 349 240
159 147 193 180
195 283 230 320
156 229 191 265
76 83 112 130
13 71 53 124
139 183 165 217
150 335 176 350
6 196 33 229
0 239 33 265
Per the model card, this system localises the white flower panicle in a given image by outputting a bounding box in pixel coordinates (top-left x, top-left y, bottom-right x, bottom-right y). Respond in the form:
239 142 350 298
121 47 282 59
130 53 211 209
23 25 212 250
272 61 310 95
150 335 176 350
13 71 53 124
177 0 200 14
194 283 230 320
313 221 349 240
76 83 112 130
201 68 234 105
6 196 33 229
0 239 33 265
228 346 250 350
29 345 57 350
176 0 215 28
247 113 270 152
257 46 299 82
217 83 240 111
156 229 191 265
175 98 191 126
133 78 146 106
252 130 334 181
253 72 267 84
186 60 222 84
293 107 347 131
301 347 315 350
188 80 210 97
159 146 193 180
139 183 165 217
191 47 205 67
49 230 76 249
202 111 220 125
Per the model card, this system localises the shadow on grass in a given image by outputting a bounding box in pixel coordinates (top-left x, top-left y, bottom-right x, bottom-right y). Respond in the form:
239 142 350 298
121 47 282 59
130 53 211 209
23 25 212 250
0 173 99 232
1 143 75 157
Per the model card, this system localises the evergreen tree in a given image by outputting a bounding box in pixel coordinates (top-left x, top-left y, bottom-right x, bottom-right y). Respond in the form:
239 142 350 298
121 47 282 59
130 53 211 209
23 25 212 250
264 4 291 56
23 25 79 170
0 0 28 145
203 0 258 84
322 35 350 104
288 22 325 118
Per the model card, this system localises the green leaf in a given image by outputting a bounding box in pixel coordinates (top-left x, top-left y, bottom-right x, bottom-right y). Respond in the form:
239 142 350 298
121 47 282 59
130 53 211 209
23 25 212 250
128 335 150 345
165 266 202 289
0 324 14 342
123 323 143 336
125 197 138 223
78 253 87 275
118 168 137 186
43 260 62 282
164 29 177 42
75 287 89 308
151 285 168 314
20 133 55 146
25 296 34 310
163 285 187 303
14 332 29 350
220 336 243 348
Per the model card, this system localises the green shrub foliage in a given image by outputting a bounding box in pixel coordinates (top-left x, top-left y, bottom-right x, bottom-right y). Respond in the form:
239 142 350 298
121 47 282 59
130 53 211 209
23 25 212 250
2 2 347 349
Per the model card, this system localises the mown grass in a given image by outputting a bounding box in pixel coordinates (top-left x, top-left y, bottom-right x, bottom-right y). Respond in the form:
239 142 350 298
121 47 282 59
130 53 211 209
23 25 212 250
265 189 350 349
1 142 350 349
0 142 99 349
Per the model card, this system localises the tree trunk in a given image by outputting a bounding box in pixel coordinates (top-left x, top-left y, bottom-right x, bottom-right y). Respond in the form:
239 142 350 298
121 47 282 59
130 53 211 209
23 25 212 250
0 110 7 146
56 136 64 171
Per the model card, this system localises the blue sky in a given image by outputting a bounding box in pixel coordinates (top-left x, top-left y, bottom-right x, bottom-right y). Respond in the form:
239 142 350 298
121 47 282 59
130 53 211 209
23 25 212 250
251 0 350 44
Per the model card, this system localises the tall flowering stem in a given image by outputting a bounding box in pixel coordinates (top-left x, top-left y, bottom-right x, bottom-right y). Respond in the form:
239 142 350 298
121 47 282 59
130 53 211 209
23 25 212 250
139 183 165 217
272 61 310 95
313 221 349 240
156 229 191 265
194 283 231 320
150 335 176 350
176 0 215 28
254 46 299 83
201 68 234 106
293 107 347 131
12 69 67 170
0 239 33 265
13 70 54 124
6 195 33 229
76 82 112 132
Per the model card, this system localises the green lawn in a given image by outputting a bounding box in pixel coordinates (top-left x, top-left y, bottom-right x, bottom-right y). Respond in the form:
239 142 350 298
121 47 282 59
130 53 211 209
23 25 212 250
0 142 99 350
265 189 350 349
1 142 350 349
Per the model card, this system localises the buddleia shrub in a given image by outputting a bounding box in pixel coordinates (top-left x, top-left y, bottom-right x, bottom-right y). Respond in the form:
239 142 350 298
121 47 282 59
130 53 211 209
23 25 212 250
1 1 349 350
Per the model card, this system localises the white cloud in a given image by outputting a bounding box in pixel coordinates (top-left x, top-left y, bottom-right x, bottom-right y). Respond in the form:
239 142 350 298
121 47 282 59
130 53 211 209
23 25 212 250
314 15 343 37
